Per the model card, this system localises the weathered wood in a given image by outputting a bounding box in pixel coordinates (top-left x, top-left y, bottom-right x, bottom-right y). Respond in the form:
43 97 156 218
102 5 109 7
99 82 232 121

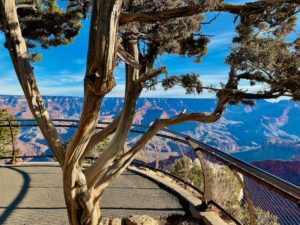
119 0 300 25
86 39 143 188
0 0 64 166
62 1 124 224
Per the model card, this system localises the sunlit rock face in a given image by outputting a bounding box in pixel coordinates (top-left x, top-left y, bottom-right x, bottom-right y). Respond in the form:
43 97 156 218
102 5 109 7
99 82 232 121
0 95 300 155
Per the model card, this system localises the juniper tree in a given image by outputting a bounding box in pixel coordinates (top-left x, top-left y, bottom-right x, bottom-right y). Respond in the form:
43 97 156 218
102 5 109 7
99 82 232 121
0 0 299 225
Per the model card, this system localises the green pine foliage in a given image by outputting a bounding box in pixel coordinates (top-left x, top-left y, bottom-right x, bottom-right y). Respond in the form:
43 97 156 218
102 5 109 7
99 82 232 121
10 0 89 62
170 157 204 191
0 109 20 158
87 138 110 160
65 137 110 163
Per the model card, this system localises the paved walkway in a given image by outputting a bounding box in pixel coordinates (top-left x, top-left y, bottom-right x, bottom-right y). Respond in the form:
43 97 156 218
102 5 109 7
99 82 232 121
0 164 186 225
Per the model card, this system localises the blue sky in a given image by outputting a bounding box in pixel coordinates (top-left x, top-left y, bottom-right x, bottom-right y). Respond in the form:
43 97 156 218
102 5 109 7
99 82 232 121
0 0 298 98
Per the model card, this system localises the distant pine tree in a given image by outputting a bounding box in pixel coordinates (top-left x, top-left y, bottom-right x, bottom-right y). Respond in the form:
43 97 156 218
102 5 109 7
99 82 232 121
0 109 20 158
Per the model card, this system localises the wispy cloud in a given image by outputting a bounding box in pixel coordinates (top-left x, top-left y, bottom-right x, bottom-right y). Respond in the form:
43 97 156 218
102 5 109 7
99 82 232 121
0 72 24 95
208 32 235 50
72 58 86 65
0 68 267 98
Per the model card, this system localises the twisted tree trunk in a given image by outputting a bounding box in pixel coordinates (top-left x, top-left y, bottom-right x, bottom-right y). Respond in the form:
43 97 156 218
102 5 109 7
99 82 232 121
0 0 123 224
0 0 65 165
62 1 123 224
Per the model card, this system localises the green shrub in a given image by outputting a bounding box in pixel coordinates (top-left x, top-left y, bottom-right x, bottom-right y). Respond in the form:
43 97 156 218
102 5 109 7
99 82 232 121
169 157 279 224
0 109 20 158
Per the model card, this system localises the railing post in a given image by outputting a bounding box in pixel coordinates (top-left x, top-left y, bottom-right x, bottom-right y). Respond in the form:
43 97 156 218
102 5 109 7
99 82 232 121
155 145 159 170
187 139 213 205
231 168 256 225
8 118 17 164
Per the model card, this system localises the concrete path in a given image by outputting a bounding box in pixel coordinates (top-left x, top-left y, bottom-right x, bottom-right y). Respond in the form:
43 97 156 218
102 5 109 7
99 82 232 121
0 164 186 225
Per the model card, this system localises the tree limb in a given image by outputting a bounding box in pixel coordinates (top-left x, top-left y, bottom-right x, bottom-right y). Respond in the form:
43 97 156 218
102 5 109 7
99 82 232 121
1 0 65 166
85 39 143 187
119 1 300 25
79 116 121 163
64 0 123 166
16 0 37 9
92 85 294 195
16 4 35 9
236 90 292 99
136 67 166 84
201 12 220 25
62 2 124 221
117 45 142 70
92 95 230 193
238 72 272 84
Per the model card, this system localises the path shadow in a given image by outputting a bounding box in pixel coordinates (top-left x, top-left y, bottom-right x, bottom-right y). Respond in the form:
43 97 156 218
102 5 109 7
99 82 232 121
0 167 30 224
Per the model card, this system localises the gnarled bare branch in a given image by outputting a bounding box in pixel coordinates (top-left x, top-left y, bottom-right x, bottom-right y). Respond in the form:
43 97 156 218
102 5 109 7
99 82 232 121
85 38 143 187
1 0 64 166
16 0 37 9
79 116 121 163
92 95 230 194
119 1 300 25
136 67 166 84
117 45 142 70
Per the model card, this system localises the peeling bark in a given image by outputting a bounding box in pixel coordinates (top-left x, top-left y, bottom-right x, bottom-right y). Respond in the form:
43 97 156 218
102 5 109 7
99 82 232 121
119 0 300 25
0 0 64 165
62 1 124 224
86 39 142 188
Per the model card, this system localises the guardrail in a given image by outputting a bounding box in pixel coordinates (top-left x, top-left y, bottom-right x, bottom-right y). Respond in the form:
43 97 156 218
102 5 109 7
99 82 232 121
0 118 299 225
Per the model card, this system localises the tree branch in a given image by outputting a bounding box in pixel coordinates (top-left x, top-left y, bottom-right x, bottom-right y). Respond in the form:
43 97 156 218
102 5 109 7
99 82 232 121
119 1 300 25
85 39 143 187
91 85 294 195
117 45 142 70
62 2 124 217
201 12 220 25
16 4 35 9
16 0 37 9
237 90 292 99
136 67 166 84
238 72 272 84
89 61 297 194
64 0 123 166
1 0 65 166
92 95 230 193
79 116 121 163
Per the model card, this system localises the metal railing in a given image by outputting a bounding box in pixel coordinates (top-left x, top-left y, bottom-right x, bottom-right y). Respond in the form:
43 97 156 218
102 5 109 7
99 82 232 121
0 118 299 225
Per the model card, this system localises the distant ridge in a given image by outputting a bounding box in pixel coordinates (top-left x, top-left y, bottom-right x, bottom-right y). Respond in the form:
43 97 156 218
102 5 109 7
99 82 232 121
0 95 299 155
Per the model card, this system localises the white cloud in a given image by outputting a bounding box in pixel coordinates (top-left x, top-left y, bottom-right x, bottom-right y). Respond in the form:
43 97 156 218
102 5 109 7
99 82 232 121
0 73 24 95
72 58 86 65
0 71 267 99
208 32 235 50
38 86 83 96
0 69 85 96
